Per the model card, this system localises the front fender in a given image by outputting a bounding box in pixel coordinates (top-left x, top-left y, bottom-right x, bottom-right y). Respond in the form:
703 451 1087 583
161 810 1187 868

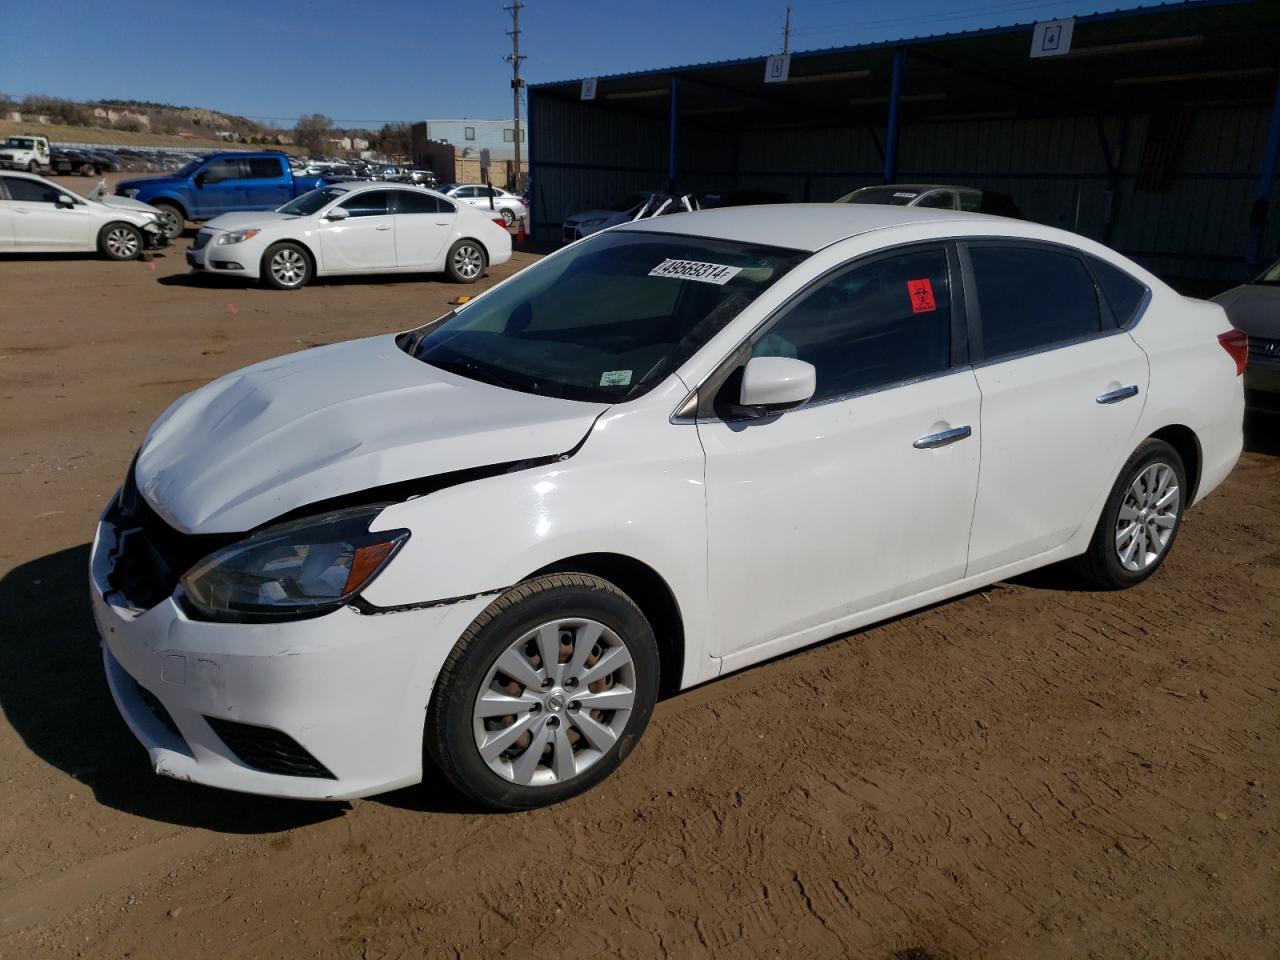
360 383 716 689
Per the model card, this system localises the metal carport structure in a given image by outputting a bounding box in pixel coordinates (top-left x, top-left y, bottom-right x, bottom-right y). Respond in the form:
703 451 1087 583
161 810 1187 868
528 0 1280 290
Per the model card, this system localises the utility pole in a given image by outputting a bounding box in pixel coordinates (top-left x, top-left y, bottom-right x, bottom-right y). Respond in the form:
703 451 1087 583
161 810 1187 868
783 3 791 54
504 1 526 192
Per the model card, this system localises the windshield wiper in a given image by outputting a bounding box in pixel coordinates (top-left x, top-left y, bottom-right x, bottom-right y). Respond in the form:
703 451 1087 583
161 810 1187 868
432 356 534 393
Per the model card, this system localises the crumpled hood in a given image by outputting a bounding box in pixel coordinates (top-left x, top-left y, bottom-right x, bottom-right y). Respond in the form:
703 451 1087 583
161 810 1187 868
1212 284 1280 339
99 194 164 215
203 211 293 232
136 335 608 534
117 175 180 194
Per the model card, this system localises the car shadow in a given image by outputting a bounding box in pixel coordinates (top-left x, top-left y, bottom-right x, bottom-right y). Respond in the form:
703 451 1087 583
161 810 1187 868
0 545 348 832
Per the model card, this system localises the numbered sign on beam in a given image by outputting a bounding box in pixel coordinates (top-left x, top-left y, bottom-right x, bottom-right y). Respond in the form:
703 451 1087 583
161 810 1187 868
764 54 791 84
581 78 598 100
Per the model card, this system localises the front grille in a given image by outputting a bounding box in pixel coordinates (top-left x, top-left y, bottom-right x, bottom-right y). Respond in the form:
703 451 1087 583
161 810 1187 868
191 232 211 251
204 717 336 779
105 461 235 610
134 679 183 740
1247 337 1280 363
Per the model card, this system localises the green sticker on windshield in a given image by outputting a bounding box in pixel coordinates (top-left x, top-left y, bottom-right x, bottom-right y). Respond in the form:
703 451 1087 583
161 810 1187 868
600 370 632 387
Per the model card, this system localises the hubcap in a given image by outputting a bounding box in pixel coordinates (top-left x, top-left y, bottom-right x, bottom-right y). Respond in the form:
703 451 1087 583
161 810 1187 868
106 228 138 258
473 618 636 787
270 249 306 287
1114 461 1180 572
453 244 483 279
160 209 181 235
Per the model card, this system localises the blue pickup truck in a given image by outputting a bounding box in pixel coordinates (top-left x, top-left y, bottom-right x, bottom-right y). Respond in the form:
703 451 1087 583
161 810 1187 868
115 151 326 239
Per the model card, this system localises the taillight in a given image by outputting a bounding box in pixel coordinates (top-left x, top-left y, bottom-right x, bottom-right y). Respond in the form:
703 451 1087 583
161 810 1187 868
1217 330 1248 376
492 218 507 229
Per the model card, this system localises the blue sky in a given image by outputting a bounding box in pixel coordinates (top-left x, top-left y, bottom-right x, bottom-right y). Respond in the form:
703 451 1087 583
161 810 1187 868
2 0 1153 127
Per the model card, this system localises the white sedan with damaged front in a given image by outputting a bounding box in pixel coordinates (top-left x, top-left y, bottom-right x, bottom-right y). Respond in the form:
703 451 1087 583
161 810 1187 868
92 204 1244 810
186 182 512 289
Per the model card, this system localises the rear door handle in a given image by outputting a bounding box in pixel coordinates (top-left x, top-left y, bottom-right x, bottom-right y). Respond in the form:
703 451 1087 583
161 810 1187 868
375 225 391 231
1096 385 1139 404
913 425 972 449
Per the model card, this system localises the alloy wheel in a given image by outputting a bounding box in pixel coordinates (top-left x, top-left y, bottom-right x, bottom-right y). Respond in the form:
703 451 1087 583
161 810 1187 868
472 618 636 787
105 227 139 259
1114 461 1180 571
452 243 484 280
270 248 307 287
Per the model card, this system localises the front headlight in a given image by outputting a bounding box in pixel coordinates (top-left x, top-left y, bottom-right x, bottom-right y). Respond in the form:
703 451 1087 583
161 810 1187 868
216 229 261 245
580 218 604 227
179 505 409 622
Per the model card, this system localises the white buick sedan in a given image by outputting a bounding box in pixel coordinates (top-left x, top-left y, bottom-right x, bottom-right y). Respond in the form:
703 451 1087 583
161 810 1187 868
186 182 512 289
92 205 1244 809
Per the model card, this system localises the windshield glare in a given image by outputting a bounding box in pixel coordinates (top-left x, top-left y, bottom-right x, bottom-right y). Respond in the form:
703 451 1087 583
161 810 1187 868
1252 260 1280 285
605 193 649 213
838 187 919 205
399 231 808 403
278 187 348 216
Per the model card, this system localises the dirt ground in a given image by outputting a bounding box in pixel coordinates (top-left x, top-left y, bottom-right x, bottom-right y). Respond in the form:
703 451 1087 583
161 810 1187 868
1 176 1277 959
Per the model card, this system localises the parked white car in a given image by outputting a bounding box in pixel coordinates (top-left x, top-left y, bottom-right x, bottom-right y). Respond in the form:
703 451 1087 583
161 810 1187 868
438 184 528 228
186 182 512 289
92 205 1243 809
562 192 699 242
0 172 167 259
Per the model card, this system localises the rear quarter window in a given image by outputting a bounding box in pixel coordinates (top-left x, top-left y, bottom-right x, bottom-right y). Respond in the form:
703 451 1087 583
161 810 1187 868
1087 256 1148 327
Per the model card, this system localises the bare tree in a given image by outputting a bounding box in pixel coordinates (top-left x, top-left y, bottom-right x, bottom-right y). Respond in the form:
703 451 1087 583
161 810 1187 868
294 113 333 155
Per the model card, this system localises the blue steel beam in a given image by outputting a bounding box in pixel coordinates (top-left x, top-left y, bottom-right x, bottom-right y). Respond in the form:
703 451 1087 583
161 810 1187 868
883 49 904 184
669 76 680 192
1249 72 1280 269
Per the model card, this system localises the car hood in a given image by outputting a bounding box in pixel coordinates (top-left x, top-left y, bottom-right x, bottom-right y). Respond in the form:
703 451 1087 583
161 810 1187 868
566 209 626 224
1212 284 1280 338
135 335 609 534
117 175 181 193
98 194 162 215
202 211 295 231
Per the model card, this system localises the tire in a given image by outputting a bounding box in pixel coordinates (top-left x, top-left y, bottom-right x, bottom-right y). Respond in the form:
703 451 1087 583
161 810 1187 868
26 160 37 173
260 241 313 290
1072 438 1187 590
426 573 660 810
444 239 486 283
151 203 185 240
500 207 515 228
98 222 144 261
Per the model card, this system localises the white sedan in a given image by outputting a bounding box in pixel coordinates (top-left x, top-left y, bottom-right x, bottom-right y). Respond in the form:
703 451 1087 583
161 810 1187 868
91 205 1243 809
187 182 512 289
437 184 528 227
0 171 167 259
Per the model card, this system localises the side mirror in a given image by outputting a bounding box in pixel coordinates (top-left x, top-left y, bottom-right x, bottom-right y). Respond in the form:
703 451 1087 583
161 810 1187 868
739 356 816 415
193 173 205 187
56 194 76 207
325 206 349 221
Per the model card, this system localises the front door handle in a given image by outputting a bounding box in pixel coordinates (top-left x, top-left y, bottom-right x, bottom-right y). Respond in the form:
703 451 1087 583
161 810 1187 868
913 425 972 449
1096 385 1139 404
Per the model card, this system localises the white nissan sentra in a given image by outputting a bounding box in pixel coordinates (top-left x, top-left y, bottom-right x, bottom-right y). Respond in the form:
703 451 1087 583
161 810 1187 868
91 205 1245 809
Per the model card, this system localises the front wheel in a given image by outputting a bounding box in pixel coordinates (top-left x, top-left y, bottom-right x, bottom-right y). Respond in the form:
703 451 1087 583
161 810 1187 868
261 242 312 290
1073 438 1187 589
98 222 143 261
26 160 37 173
444 239 486 283
151 203 185 240
426 573 660 810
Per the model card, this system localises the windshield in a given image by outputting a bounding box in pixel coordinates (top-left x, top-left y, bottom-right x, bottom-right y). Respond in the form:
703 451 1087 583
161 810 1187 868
6 138 35 149
175 159 204 178
604 193 649 213
278 186 348 216
836 186 919 205
1251 260 1280 285
398 231 807 403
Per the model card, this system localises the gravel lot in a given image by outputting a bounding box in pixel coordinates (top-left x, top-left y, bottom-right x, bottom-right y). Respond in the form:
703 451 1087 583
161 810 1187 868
2 178 1277 959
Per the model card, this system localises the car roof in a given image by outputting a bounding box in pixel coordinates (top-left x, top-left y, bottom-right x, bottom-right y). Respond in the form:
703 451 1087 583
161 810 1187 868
853 183 980 193
617 203 1021 252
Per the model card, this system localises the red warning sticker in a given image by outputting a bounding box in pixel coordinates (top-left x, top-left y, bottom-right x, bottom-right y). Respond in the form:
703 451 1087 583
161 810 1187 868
907 278 937 313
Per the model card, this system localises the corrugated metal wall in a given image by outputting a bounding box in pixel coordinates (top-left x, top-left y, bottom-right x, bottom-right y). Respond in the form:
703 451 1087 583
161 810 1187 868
531 90 1274 285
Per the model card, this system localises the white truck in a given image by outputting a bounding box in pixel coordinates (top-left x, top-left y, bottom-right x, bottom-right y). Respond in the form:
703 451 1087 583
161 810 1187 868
0 135 52 172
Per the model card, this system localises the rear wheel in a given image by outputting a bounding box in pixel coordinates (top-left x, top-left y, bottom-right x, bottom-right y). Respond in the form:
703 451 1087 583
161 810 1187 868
445 239 486 283
98 222 143 261
500 208 515 228
1073 438 1186 589
151 203 185 240
427 573 660 810
261 242 312 290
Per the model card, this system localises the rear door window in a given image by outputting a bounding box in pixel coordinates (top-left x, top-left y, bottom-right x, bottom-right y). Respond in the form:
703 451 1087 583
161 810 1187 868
966 244 1102 360
1087 256 1148 327
394 190 443 215
245 157 284 179
751 246 954 403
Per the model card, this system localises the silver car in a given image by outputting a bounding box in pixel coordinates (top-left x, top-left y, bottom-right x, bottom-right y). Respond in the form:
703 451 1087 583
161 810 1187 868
438 184 527 228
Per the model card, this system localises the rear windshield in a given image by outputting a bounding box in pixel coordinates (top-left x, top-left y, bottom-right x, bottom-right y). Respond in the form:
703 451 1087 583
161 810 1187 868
278 187 347 216
837 187 919 205
398 230 808 403
605 193 649 212
1251 260 1280 285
